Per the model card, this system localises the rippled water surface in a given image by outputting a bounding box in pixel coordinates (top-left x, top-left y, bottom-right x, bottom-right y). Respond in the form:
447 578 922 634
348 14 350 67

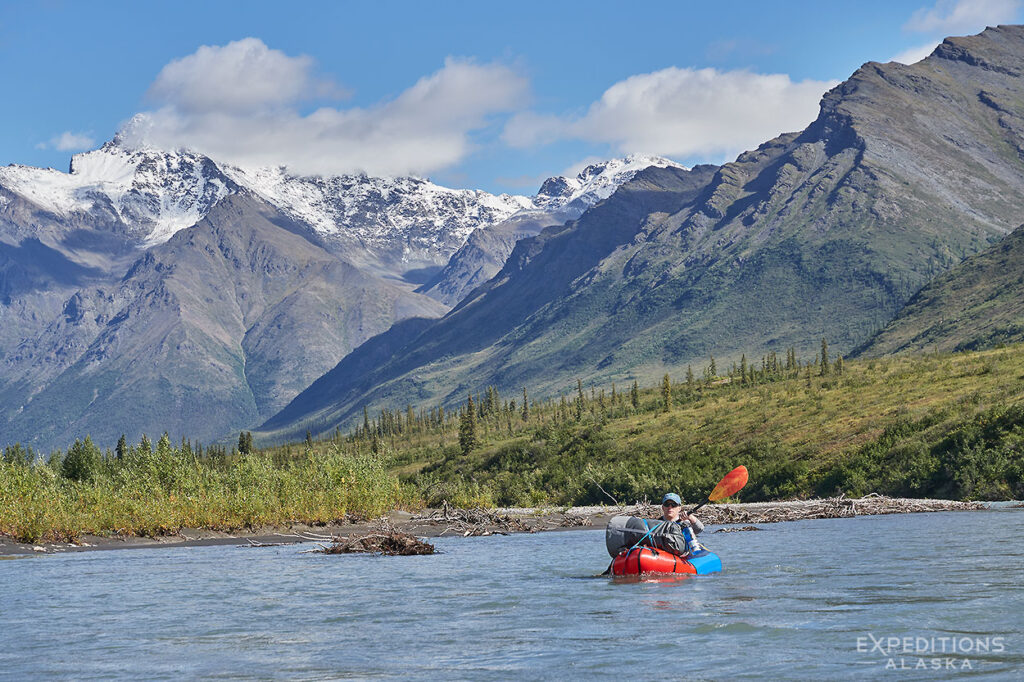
2 508 1022 680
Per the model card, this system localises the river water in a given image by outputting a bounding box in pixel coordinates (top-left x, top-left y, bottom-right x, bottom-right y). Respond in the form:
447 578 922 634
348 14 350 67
1 508 1022 680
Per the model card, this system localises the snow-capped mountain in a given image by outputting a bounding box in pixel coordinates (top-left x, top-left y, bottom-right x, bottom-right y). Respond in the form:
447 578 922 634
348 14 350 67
0 137 689 450
416 155 688 306
219 165 534 274
0 141 684 279
533 154 686 216
0 141 238 246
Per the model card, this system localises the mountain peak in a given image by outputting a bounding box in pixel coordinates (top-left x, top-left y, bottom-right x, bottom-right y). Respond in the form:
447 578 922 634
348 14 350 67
533 154 686 214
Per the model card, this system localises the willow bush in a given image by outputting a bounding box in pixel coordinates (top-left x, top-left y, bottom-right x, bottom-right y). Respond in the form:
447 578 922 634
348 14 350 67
0 438 402 543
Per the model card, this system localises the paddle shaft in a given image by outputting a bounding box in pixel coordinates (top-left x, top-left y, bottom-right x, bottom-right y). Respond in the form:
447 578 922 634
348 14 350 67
687 499 709 515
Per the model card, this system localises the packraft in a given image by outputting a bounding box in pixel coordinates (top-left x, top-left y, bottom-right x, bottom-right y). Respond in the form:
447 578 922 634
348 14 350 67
605 515 722 576
611 546 722 576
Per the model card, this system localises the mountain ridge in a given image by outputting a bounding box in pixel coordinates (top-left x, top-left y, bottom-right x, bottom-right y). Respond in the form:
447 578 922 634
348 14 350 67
260 25 1024 443
0 135 680 449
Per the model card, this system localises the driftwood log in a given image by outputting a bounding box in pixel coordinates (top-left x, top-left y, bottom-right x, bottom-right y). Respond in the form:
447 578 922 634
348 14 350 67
316 518 435 555
413 501 532 536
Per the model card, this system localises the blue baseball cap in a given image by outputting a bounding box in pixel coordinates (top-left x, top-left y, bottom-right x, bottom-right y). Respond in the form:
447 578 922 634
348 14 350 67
661 493 682 506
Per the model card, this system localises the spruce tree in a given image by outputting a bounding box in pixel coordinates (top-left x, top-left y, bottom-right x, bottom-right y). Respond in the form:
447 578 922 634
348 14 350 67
486 386 498 415
661 373 672 412
686 365 695 390
820 338 830 376
704 357 717 384
522 387 530 421
116 434 128 460
740 355 748 385
575 378 585 421
61 436 102 482
459 394 478 456
305 430 314 449
630 380 639 409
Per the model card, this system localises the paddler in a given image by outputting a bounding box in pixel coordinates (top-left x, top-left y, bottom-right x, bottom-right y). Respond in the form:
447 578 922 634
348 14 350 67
659 492 704 555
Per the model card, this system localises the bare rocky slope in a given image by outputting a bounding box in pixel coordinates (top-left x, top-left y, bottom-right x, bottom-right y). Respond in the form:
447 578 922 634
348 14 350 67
260 26 1024 442
0 194 447 449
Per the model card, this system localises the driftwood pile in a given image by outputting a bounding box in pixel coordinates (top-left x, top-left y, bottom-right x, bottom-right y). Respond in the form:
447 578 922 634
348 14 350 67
413 501 532 536
559 512 589 527
694 494 987 525
315 518 435 556
633 502 662 519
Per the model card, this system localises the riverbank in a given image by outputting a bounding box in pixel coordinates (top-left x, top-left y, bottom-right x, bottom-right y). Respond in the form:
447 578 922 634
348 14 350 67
0 495 989 556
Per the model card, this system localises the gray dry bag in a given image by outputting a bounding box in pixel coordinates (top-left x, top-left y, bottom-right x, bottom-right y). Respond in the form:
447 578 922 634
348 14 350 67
605 515 689 557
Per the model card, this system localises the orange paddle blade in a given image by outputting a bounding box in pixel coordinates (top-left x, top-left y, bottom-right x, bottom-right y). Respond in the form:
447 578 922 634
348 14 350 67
708 465 748 502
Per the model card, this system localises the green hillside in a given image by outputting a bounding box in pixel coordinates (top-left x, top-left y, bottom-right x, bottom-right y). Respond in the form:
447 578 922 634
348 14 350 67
3 344 1022 543
374 344 1024 506
858 224 1024 356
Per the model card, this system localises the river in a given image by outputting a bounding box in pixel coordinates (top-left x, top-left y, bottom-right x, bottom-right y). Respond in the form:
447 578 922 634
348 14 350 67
1 507 1021 679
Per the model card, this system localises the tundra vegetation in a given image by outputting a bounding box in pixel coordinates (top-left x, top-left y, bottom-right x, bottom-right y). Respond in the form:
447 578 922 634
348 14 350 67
2 343 1022 543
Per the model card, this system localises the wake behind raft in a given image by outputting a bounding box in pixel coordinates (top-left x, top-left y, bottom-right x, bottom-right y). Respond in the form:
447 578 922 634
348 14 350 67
604 515 722 576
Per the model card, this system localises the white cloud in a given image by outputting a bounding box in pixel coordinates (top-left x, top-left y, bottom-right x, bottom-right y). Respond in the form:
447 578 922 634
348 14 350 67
147 38 344 114
36 131 96 151
904 0 1022 33
891 40 943 64
120 39 529 177
503 67 837 162
561 156 606 178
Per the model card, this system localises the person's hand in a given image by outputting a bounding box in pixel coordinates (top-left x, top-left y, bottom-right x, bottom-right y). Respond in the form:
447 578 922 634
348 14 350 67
687 514 699 525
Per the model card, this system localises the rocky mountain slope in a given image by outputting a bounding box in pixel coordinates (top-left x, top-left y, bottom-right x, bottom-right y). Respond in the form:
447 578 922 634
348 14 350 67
260 26 1024 442
856 223 1024 356
0 132 672 449
0 194 447 449
417 156 684 305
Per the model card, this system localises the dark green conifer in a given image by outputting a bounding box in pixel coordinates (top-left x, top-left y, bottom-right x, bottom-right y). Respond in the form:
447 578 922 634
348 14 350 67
575 378 584 421
459 394 478 455
61 436 102 482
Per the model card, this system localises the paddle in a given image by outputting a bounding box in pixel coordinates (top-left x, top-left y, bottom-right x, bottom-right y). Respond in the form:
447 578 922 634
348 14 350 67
687 465 748 515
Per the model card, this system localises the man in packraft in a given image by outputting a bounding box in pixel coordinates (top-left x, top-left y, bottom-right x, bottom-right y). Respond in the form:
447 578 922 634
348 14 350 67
654 492 704 555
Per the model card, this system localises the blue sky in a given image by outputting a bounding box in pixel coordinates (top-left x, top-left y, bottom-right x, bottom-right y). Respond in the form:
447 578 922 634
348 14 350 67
1 0 1022 194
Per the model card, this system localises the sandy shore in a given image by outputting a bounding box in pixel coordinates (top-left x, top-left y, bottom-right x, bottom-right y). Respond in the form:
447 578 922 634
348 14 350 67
0 496 990 556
